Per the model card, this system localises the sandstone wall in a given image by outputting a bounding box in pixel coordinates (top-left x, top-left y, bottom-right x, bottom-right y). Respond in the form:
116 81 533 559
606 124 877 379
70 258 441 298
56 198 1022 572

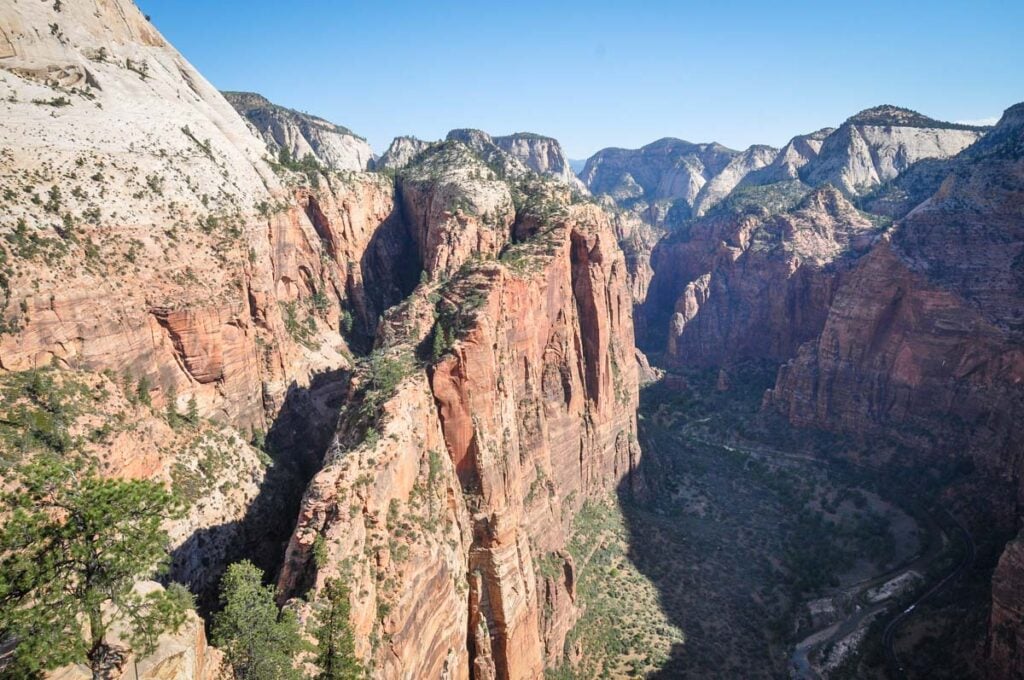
278 195 641 679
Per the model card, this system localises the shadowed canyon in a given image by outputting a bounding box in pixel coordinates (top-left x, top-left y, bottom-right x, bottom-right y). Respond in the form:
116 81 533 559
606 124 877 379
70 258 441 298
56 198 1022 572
0 2 1021 679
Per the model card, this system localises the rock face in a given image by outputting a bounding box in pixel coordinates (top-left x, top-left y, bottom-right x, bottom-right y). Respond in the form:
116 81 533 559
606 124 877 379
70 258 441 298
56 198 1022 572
629 104 1016 677
580 138 739 225
649 186 884 366
277 150 641 679
769 104 1024 477
799 105 988 195
989 530 1024 680
224 91 373 171
396 142 517 279
45 583 228 680
0 0 419 603
609 205 662 306
0 7 642 677
760 105 1024 676
0 0 384 430
744 128 833 185
635 104 996 367
372 135 433 171
691 144 778 216
493 133 587 192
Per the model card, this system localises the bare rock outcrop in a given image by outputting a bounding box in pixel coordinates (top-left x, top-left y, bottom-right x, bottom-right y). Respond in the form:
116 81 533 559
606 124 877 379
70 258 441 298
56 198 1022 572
580 138 738 225
692 144 778 216
742 128 833 185
45 583 229 680
799 105 988 195
397 142 517 280
278 169 641 678
224 91 373 171
372 135 433 171
493 133 587 192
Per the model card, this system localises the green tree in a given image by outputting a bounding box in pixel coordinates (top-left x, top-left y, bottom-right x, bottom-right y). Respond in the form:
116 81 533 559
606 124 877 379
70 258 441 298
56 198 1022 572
185 394 199 426
0 454 188 674
212 561 304 680
165 384 180 428
431 323 447 362
313 579 363 680
136 375 152 407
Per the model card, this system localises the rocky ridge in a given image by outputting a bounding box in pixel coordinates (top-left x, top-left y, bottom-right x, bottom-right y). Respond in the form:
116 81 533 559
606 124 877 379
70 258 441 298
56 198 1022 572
0 3 644 677
223 91 373 171
580 138 738 225
799 105 989 195
371 135 432 171
276 147 642 679
493 132 588 192
691 144 778 217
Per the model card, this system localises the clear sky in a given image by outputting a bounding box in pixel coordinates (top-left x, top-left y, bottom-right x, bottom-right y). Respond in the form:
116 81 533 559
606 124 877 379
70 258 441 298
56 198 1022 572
137 0 1024 159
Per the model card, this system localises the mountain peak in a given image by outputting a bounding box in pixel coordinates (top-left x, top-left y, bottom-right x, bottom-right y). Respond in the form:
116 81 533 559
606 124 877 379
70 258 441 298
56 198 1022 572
845 105 991 131
220 90 273 112
223 90 364 139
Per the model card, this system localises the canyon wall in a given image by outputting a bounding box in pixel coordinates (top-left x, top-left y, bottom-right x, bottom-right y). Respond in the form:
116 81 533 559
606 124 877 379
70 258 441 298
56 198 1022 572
612 103 1019 677
768 104 1024 499
277 153 642 679
224 91 374 171
989 531 1024 679
645 185 884 367
0 0 416 600
0 6 645 677
766 105 1024 677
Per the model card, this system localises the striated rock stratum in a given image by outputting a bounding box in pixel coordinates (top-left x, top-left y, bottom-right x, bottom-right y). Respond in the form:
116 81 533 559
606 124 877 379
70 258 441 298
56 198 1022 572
1 1 1022 678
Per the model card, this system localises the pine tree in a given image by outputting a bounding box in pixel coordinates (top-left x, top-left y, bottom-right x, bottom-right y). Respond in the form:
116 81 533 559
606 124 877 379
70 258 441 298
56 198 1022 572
0 454 188 674
431 322 447 361
165 384 180 428
136 375 152 406
186 394 199 426
313 579 363 680
212 561 305 680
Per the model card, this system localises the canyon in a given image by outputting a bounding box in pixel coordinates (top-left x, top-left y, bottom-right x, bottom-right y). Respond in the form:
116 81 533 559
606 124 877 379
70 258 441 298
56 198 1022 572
0 1 1021 679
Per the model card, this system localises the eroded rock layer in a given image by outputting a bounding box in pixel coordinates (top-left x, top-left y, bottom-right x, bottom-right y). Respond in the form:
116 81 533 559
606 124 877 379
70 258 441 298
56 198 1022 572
278 172 641 679
0 0 405 597
647 185 885 366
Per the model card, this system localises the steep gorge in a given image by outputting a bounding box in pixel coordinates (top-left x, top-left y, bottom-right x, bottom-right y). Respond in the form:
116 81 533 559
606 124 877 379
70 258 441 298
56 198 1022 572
1 2 1022 678
275 147 642 679
613 104 1024 678
0 3 644 677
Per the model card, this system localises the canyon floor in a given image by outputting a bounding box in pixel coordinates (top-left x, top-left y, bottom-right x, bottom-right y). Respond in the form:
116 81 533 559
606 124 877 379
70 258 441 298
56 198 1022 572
549 361 991 679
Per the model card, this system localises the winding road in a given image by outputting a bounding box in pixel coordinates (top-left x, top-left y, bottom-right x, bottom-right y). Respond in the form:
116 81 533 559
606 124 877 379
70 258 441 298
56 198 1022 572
670 425 975 680
881 507 975 678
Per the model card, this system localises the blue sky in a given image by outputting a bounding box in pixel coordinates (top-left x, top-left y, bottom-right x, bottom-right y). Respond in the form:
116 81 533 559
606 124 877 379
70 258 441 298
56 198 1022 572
137 0 1024 158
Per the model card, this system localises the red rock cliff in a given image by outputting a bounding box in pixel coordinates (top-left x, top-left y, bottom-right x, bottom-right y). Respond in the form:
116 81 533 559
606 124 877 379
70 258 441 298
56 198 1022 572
277 173 641 679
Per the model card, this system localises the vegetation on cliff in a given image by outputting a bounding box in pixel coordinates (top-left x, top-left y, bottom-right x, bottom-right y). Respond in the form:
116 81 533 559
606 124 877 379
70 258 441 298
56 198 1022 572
0 454 190 674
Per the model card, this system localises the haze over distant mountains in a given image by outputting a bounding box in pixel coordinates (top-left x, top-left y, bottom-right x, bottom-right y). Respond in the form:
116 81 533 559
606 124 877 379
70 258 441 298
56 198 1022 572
0 1 1022 678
